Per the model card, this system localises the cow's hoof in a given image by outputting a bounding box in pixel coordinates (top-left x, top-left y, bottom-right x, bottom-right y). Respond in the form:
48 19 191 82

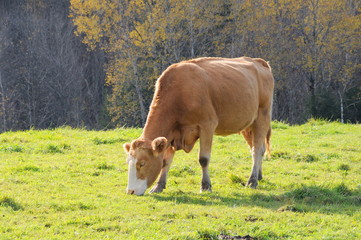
149 182 165 194
246 178 258 189
200 187 212 193
200 181 212 193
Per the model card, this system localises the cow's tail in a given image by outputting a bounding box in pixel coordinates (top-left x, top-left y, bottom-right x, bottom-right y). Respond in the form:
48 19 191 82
265 127 271 159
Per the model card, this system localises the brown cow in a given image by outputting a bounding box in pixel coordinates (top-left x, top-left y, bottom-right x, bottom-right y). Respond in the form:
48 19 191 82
123 57 274 195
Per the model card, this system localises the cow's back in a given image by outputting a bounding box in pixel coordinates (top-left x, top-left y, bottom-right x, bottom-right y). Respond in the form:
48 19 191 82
148 57 274 138
196 58 267 134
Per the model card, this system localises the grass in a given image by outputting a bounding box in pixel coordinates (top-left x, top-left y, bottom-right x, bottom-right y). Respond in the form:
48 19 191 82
0 120 360 239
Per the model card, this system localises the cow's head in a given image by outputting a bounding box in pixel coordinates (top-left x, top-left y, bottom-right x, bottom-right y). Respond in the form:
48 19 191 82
123 137 168 195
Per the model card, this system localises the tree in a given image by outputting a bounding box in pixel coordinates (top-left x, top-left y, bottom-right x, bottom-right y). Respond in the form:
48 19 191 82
0 0 106 132
236 0 360 123
2 0 359 131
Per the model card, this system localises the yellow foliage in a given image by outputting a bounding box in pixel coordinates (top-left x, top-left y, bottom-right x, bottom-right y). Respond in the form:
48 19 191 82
69 0 361 125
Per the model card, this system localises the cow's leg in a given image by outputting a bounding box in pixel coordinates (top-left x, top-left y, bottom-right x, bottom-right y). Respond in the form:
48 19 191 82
241 128 253 149
247 141 266 188
246 109 271 188
242 128 262 181
199 128 214 193
149 147 175 193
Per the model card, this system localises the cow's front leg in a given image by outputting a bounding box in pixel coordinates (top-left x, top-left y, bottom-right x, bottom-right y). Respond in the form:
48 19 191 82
199 156 212 192
199 128 214 193
149 147 175 193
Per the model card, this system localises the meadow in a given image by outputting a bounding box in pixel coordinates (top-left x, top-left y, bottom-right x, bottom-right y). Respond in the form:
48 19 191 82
0 120 360 239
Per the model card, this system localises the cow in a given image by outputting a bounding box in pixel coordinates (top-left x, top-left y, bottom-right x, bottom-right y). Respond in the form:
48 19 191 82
123 57 274 195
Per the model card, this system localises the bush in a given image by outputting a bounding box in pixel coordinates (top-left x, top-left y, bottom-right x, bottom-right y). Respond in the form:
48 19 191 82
0 197 22 211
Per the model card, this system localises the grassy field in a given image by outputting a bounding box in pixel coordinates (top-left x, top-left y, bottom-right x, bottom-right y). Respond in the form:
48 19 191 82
0 120 360 239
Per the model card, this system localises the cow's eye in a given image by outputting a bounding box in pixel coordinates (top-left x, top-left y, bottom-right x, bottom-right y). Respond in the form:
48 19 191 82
139 161 146 167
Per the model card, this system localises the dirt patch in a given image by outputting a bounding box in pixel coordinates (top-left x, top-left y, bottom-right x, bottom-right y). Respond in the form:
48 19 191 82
277 205 302 212
244 215 263 222
218 234 255 240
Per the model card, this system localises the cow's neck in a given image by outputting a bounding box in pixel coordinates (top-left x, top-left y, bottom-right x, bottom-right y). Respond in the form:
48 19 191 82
141 111 175 143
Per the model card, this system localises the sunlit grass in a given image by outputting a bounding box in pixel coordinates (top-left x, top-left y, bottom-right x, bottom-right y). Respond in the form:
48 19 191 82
0 120 360 239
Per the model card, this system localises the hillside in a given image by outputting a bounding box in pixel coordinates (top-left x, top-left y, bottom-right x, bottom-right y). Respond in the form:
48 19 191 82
1 120 360 239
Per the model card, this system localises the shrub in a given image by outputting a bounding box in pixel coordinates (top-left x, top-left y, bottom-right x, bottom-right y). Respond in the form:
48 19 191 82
0 197 22 211
229 174 246 185
97 163 115 170
337 164 350 172
334 183 352 196
1 145 24 152
295 154 319 162
197 230 218 240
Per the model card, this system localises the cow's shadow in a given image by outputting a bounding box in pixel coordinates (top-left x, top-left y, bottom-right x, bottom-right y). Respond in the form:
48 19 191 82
151 184 361 215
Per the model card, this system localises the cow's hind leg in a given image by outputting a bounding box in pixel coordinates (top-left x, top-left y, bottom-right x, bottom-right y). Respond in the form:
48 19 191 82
149 147 175 193
199 127 215 193
246 109 270 188
241 128 253 149
247 141 266 188
242 128 263 181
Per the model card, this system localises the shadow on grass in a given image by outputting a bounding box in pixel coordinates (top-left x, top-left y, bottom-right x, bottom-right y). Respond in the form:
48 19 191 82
0 197 23 211
151 184 361 214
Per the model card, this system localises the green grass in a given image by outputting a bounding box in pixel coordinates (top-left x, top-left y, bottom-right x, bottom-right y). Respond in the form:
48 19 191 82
0 120 360 239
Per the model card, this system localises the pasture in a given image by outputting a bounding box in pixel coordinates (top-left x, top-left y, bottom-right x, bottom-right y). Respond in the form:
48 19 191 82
0 120 360 239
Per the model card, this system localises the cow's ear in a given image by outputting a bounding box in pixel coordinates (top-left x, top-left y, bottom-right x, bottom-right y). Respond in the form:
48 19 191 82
123 143 131 153
152 137 168 154
131 139 145 150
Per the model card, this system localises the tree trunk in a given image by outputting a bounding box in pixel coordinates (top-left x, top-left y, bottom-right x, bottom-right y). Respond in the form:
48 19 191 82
189 4 195 58
338 91 344 123
130 56 146 126
309 73 317 117
0 71 7 132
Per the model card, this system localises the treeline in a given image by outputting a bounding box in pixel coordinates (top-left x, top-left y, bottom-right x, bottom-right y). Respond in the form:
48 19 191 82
0 0 106 132
0 0 360 132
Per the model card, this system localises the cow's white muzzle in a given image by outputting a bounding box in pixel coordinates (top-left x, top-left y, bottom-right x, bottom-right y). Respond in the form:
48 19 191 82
127 156 147 196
